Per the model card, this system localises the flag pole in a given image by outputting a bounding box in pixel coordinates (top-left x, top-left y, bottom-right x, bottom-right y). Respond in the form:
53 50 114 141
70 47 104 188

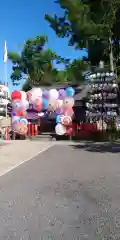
4 63 8 118
4 41 8 119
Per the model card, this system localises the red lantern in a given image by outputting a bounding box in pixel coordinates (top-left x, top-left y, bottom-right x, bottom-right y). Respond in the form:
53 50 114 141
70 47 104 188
11 90 21 100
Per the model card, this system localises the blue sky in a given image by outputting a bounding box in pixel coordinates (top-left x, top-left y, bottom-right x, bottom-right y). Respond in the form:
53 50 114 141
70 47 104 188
0 0 88 91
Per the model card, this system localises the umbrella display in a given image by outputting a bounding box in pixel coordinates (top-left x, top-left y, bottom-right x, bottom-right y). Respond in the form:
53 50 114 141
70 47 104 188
11 87 75 135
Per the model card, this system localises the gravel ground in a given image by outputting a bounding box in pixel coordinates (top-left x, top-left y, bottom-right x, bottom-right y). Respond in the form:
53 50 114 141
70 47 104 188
0 143 120 239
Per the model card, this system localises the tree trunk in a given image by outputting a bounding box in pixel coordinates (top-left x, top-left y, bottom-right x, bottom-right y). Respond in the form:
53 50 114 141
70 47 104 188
109 37 114 72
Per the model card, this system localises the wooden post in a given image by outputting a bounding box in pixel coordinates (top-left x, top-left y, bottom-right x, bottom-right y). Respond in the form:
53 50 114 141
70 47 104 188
12 131 16 140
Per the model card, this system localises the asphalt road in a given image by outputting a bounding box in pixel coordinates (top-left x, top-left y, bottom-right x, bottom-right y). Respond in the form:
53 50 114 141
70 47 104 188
0 143 120 239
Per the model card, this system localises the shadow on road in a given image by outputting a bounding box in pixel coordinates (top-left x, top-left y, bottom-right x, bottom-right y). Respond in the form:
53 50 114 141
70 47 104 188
70 142 120 153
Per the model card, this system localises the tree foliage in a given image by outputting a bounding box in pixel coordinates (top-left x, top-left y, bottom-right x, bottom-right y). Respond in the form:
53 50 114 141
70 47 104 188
65 59 88 83
45 0 120 67
8 36 61 86
21 58 87 90
8 0 120 90
22 79 32 92
9 35 88 87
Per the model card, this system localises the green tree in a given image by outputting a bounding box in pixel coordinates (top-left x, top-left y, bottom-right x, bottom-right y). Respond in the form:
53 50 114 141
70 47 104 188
22 58 88 89
65 59 88 83
51 58 88 84
8 36 60 86
45 0 120 69
22 79 32 92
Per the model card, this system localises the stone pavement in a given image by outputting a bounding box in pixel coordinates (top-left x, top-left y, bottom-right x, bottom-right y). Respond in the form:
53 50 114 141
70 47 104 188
0 140 54 176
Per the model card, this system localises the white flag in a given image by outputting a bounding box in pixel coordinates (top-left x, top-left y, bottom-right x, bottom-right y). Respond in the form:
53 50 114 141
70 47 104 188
4 41 7 64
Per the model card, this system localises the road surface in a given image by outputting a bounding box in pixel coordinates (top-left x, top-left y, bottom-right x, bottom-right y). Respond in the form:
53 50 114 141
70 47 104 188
0 142 120 239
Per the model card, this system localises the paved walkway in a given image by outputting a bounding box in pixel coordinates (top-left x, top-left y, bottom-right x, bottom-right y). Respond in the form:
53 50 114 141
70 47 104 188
1 139 120 177
0 140 53 176
0 144 120 238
